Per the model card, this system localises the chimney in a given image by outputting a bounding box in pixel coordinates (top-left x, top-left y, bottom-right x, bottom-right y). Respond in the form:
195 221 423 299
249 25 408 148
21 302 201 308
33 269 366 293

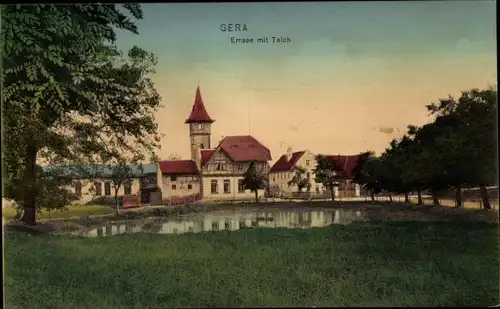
286 147 293 162
194 146 202 171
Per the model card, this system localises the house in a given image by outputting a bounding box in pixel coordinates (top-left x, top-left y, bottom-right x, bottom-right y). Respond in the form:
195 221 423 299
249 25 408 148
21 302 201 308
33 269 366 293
323 155 362 198
269 148 319 196
41 163 159 205
159 86 272 202
269 150 362 198
157 160 201 205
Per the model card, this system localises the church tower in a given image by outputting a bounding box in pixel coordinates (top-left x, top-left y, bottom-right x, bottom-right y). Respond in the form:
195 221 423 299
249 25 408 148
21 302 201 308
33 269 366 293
185 86 215 161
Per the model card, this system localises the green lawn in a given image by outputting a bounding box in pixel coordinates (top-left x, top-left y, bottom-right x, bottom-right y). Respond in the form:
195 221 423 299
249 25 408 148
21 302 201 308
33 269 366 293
2 205 114 220
4 221 499 308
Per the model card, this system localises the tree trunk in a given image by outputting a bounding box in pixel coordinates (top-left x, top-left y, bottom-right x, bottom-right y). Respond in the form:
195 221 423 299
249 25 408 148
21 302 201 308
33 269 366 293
21 144 38 225
330 186 335 202
455 185 463 208
417 189 423 205
479 184 492 209
431 189 440 205
255 190 259 203
404 192 409 203
388 192 393 203
370 189 375 201
115 189 120 216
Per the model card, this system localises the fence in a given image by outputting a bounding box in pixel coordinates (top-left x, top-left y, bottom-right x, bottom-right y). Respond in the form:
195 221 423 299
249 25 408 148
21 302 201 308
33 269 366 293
162 193 202 207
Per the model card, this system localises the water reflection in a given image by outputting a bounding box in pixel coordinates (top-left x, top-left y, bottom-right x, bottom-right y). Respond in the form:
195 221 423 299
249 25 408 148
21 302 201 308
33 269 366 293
81 209 366 237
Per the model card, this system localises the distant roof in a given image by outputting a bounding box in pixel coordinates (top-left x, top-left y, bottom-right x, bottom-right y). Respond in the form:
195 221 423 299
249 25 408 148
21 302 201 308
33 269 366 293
41 163 157 179
269 151 305 173
324 155 361 178
216 135 272 163
158 160 199 174
185 86 215 123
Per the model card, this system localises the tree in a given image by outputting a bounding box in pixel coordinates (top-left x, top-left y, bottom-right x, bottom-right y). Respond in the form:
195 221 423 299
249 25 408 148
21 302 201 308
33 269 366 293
167 153 182 160
425 87 497 208
313 155 343 202
108 162 143 215
287 166 311 193
241 162 268 203
2 4 162 225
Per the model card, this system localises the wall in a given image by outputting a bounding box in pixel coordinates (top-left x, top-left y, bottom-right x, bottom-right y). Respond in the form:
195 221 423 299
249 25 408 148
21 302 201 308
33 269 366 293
161 174 201 199
202 176 266 201
190 122 212 160
200 148 270 201
67 178 142 205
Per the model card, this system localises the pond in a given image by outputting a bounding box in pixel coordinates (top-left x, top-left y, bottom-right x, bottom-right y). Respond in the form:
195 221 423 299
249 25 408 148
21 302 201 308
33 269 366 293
78 208 367 237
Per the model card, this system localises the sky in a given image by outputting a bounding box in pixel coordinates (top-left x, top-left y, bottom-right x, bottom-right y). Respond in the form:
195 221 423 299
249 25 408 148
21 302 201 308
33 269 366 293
116 1 497 163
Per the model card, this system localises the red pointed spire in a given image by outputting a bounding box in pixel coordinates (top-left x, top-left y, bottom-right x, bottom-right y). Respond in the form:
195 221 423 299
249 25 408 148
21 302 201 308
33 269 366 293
185 86 215 123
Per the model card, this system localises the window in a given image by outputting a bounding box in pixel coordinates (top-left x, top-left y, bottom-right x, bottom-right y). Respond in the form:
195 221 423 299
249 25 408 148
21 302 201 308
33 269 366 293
171 175 177 181
216 164 221 171
238 179 245 193
198 123 204 130
188 184 192 190
74 181 82 197
238 164 243 170
223 179 231 193
272 175 275 181
124 180 132 195
172 184 177 190
306 160 310 166
94 182 102 196
316 185 320 193
104 182 111 196
200 143 205 149
211 180 218 194
224 221 230 229
212 221 219 230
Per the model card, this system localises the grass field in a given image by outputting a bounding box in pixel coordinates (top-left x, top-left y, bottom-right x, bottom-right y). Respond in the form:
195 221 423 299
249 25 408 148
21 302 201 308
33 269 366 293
4 221 499 308
2 205 114 220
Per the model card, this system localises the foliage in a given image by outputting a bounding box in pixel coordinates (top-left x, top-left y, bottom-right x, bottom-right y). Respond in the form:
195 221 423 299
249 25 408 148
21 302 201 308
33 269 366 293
287 166 311 193
313 155 343 201
241 162 268 202
1 4 162 224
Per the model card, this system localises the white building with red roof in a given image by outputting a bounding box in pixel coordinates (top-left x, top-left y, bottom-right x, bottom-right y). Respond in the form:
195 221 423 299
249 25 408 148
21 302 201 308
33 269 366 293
269 149 361 198
157 87 272 203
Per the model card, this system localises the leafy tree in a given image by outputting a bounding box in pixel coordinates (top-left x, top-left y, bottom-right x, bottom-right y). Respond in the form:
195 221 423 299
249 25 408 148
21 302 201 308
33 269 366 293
313 155 343 201
108 162 143 215
360 156 385 201
2 4 161 225
167 153 182 160
426 87 497 208
287 166 311 193
241 162 268 203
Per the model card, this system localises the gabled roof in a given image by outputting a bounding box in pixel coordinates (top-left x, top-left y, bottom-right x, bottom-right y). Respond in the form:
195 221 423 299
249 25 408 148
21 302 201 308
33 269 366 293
324 155 361 178
217 135 272 162
41 163 157 179
185 86 215 123
199 136 271 167
269 151 305 173
201 149 215 167
158 160 199 174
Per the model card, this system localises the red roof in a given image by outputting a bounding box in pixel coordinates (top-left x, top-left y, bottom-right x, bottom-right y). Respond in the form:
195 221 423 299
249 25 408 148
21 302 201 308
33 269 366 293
185 87 215 123
219 135 271 162
158 160 199 174
201 150 215 167
199 136 271 166
324 155 361 178
269 151 305 173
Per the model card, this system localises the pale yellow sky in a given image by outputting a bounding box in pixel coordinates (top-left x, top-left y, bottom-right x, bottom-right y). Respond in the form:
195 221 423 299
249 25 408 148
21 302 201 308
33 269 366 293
154 54 496 163
113 2 496 164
